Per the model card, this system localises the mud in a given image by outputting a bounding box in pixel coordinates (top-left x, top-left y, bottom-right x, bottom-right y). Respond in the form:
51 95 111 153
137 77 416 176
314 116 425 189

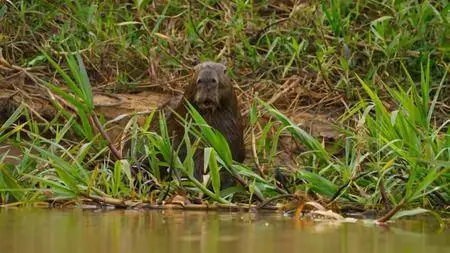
93 91 172 120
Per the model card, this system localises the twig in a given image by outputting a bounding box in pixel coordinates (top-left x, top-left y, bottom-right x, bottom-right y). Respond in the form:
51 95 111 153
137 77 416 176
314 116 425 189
241 77 298 116
251 125 264 177
327 171 373 206
82 194 138 208
232 172 265 203
314 57 333 91
377 198 405 223
249 18 290 45
257 194 296 208
90 114 123 161
379 177 391 210
92 92 124 107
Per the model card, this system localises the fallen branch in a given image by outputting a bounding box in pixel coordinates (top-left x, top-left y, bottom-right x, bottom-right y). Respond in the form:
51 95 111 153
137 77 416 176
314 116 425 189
377 198 405 223
34 195 279 211
90 114 123 160
257 194 297 208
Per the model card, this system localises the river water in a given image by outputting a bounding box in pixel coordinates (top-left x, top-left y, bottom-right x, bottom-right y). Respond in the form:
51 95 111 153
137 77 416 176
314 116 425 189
0 208 448 253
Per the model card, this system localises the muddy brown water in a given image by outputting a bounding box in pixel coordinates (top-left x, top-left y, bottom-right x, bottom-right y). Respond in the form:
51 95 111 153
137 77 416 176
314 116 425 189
0 209 448 253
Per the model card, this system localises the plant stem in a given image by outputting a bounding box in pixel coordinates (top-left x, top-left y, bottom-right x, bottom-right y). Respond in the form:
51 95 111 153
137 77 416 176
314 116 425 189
377 198 406 223
90 114 123 161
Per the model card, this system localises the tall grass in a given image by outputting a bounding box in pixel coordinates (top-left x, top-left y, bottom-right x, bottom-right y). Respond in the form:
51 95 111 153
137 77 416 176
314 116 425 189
0 1 448 220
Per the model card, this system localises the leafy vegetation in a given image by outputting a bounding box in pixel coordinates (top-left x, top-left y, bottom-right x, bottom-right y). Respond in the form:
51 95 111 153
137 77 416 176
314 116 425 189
0 1 448 221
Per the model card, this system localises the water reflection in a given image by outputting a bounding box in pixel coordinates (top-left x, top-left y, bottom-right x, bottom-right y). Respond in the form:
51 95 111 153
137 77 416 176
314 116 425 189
0 208 448 253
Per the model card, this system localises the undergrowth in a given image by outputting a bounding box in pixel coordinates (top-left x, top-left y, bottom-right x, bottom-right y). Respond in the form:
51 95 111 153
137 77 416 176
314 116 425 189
0 1 449 221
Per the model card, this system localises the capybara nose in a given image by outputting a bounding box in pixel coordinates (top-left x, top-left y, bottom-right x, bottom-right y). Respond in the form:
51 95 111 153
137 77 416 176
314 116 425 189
197 97 217 110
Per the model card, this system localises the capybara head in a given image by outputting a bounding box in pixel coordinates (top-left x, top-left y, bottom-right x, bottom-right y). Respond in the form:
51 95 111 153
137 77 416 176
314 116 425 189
191 61 232 111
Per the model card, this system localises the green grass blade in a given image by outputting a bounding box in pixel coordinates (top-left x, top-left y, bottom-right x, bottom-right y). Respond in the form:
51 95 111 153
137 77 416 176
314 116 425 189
205 148 221 196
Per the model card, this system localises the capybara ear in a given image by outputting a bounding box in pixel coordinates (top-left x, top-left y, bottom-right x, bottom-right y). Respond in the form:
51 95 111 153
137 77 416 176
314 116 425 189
215 62 227 73
193 62 206 71
194 61 227 73
211 62 226 73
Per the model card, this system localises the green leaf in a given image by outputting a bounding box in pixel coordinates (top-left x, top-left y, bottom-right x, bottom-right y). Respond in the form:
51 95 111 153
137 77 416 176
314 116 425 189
45 81 89 112
390 208 431 220
0 104 25 134
259 99 330 162
27 143 86 194
0 123 26 144
112 160 120 196
0 164 25 201
25 174 76 198
0 5 7 19
206 148 221 196
76 54 94 109
40 49 83 97
299 170 338 197
185 102 233 166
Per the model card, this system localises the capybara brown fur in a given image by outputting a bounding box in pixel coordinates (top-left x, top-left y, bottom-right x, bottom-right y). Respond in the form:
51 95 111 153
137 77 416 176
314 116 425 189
129 61 245 188
164 61 245 187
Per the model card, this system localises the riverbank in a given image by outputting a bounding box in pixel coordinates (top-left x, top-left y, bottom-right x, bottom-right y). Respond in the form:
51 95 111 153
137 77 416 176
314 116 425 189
0 1 449 222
